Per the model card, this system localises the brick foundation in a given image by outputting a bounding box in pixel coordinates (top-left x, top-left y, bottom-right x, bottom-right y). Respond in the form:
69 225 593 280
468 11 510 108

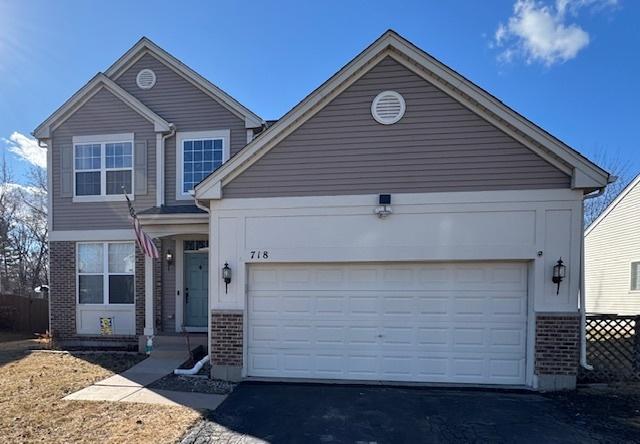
535 314 580 390
211 311 243 365
211 310 243 381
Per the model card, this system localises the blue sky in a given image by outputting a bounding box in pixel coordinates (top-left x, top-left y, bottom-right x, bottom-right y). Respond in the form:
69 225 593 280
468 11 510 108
1 0 638 186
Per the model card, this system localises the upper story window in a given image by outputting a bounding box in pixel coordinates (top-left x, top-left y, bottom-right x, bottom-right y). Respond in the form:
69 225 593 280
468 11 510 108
631 262 640 291
73 133 134 202
176 130 230 200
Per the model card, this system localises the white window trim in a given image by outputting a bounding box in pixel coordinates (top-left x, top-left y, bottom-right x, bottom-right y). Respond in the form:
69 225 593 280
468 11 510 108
176 129 230 201
630 260 640 292
76 241 136 306
72 133 135 203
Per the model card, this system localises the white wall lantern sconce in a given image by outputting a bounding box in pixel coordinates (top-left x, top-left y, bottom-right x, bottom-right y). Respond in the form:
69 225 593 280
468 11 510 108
552 257 566 295
222 262 232 293
374 194 392 218
165 250 174 268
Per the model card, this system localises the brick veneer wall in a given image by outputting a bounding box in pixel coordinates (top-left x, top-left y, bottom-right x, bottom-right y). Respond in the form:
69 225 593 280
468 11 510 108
49 241 76 338
134 244 146 336
50 240 146 343
211 311 243 366
535 314 580 375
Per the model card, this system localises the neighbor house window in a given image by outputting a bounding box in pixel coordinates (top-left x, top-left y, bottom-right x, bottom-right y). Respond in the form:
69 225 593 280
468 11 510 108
73 134 134 200
78 242 135 304
631 262 640 291
176 130 230 199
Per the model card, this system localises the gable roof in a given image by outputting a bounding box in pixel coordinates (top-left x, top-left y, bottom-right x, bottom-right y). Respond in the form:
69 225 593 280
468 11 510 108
196 30 610 200
105 37 263 129
585 173 640 237
33 73 171 139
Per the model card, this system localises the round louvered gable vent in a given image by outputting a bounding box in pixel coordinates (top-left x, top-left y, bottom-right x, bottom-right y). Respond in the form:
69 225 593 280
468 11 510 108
136 69 156 90
371 91 406 124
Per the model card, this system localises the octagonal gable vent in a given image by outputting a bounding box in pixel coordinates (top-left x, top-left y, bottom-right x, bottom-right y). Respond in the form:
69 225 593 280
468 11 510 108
136 69 156 90
371 91 406 125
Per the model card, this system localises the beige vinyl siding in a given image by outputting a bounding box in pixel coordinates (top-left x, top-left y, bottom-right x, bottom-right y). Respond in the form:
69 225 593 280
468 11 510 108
585 181 640 314
223 57 570 198
51 88 156 231
114 53 247 205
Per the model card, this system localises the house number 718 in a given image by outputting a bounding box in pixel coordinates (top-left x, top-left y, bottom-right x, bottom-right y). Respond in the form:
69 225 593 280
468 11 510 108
250 251 269 259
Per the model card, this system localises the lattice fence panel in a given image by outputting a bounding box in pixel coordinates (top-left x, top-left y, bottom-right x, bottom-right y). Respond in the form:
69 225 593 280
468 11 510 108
579 315 640 383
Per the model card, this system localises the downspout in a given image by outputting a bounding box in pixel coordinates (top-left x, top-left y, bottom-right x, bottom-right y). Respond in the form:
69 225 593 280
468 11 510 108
158 124 176 207
194 197 210 214
580 187 606 371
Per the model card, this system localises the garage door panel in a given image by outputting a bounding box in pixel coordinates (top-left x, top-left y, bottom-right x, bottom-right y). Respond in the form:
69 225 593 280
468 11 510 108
248 262 527 385
250 263 527 292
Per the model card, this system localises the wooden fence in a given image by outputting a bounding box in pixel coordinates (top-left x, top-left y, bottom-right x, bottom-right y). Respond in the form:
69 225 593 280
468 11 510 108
0 293 49 334
579 314 640 383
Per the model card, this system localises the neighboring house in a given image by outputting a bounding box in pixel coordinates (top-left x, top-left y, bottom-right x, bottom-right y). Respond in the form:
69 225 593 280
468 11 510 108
34 30 609 391
585 175 640 315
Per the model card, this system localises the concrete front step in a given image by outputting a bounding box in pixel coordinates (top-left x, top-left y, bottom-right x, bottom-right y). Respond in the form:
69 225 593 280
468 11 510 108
138 334 207 354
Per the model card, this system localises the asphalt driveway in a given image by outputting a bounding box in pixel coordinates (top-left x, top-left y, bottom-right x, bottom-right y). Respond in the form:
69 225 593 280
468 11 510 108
181 382 640 444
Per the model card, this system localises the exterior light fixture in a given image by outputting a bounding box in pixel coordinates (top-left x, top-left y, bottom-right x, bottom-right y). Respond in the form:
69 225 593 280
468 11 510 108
552 258 566 295
165 250 174 267
374 194 392 218
222 262 232 293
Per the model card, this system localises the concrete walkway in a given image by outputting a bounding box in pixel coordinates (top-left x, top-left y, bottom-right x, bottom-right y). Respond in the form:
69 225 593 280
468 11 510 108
64 352 226 410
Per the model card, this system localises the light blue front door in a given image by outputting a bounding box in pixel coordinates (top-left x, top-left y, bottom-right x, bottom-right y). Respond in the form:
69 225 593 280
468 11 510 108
185 253 208 328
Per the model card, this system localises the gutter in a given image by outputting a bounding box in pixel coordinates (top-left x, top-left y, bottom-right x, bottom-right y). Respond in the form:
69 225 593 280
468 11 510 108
579 187 606 371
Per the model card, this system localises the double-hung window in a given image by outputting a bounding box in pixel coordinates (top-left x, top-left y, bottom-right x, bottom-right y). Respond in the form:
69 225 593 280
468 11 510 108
631 262 640 291
73 134 134 201
77 242 135 304
176 130 230 199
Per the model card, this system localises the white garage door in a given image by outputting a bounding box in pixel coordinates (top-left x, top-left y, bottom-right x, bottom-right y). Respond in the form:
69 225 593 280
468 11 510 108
247 262 528 385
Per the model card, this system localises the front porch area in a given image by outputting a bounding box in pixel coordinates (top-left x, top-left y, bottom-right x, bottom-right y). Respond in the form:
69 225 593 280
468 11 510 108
138 207 210 354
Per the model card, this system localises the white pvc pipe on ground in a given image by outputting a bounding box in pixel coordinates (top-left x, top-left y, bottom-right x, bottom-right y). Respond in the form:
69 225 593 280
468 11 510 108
174 354 209 376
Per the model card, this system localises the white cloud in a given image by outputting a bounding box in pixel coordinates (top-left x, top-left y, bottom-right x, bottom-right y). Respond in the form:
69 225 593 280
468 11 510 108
493 0 617 66
3 132 46 169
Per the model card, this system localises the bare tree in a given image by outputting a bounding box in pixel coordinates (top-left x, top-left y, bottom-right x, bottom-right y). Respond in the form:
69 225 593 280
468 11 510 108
0 153 48 296
584 148 634 227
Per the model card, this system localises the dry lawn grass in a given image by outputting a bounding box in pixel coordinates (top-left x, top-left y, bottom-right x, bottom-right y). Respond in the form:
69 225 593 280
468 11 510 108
0 332 202 444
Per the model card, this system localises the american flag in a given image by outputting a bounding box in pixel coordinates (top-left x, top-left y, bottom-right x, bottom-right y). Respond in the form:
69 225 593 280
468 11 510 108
124 192 159 259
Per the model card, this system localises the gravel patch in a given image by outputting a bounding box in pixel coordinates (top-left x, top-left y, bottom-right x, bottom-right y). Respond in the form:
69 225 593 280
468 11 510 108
149 372 235 395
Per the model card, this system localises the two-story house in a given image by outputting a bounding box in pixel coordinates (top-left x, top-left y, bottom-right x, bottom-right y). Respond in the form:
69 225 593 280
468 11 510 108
35 30 610 391
34 36 262 345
